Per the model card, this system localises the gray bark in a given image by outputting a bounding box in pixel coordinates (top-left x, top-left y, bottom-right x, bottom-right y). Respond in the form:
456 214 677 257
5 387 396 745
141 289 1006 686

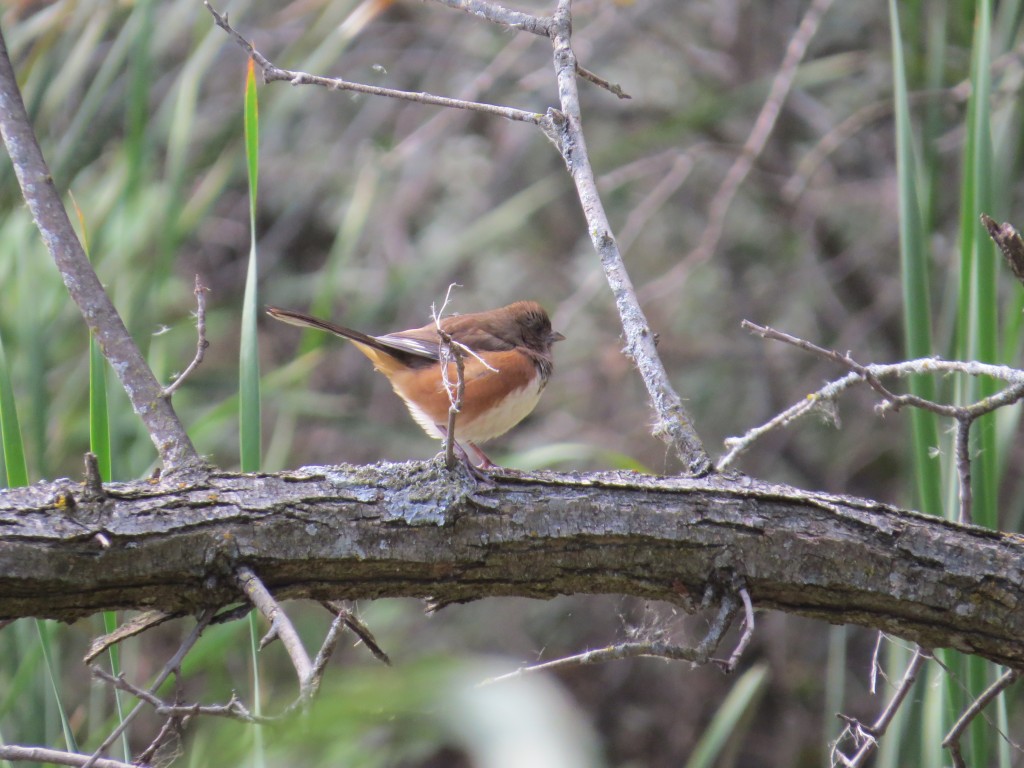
1 462 1020 667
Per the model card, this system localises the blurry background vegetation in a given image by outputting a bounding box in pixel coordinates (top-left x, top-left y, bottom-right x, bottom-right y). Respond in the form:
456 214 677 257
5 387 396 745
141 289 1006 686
1 0 1022 766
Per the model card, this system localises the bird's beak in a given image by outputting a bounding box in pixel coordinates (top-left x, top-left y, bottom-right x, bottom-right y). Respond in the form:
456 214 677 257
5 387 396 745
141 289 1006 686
549 331 566 343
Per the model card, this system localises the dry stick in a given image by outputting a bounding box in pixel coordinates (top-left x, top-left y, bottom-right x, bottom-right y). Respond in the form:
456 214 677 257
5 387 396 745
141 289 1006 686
547 0 711 476
205 3 543 126
322 601 393 666
82 610 215 768
481 591 740 685
955 417 973 525
133 708 184 768
646 0 835 301
440 331 466 470
943 669 1021 768
728 322 1024 521
92 667 264 724
719 586 755 673
835 647 929 768
0 28 201 475
84 610 175 664
427 0 552 36
236 566 314 693
163 276 210 398
0 746 136 768
720 355 1024 469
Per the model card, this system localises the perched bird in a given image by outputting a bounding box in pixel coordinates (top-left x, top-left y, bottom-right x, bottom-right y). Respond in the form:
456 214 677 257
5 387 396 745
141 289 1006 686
266 301 564 466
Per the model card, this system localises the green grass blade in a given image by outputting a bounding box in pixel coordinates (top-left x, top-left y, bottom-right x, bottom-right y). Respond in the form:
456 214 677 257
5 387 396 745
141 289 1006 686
960 0 998 530
100 611 129 761
72 196 113 484
35 620 77 753
240 56 266 768
0 331 28 489
240 57 261 474
683 664 770 768
888 0 942 516
957 5 996 765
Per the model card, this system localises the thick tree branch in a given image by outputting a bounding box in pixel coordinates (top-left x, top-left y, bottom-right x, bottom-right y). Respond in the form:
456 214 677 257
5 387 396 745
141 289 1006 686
0 28 202 475
1 464 1022 667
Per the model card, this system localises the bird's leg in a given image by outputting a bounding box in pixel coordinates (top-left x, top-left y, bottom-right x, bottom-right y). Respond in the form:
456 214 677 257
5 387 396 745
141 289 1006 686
467 442 498 469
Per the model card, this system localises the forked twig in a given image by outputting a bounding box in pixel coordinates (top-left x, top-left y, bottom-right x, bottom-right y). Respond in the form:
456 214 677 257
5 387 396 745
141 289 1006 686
833 647 928 767
235 566 314 693
205 3 544 125
943 669 1021 768
481 589 746 685
163 276 210 398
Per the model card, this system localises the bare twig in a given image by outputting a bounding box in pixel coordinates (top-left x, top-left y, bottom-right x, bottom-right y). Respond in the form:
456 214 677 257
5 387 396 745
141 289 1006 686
720 323 1024 472
163 276 210 398
833 647 928 767
943 669 1021 768
235 566 314 693
717 586 755 673
427 0 551 36
83 452 105 498
134 706 185 767
0 28 201 474
84 610 175 664
425 0 630 98
432 285 467 469
575 65 631 100
955 417 973 525
92 667 266 724
205 3 544 125
546 0 710 476
323 601 392 666
0 746 137 768
481 591 740 685
440 334 466 470
83 610 215 768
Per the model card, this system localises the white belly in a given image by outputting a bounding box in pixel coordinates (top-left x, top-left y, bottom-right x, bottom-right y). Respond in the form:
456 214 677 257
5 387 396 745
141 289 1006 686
400 378 544 444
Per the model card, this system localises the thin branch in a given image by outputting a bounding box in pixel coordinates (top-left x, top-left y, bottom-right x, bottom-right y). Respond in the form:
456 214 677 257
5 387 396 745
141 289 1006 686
235 566 314 693
717 586 755 673
427 0 552 36
546 0 710 476
425 0 629 98
834 647 928 767
323 601 392 666
205 3 543 125
82 610 215 768
163 276 210 398
0 28 201 474
432 285 466 469
92 667 265 724
481 592 740 685
0 746 137 768
943 669 1021 768
955 418 973 525
575 65 631 100
84 610 175 664
441 335 465 470
720 323 1024 470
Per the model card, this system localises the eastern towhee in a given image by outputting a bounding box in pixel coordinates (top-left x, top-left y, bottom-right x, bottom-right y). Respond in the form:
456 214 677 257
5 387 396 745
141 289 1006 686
266 301 564 467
